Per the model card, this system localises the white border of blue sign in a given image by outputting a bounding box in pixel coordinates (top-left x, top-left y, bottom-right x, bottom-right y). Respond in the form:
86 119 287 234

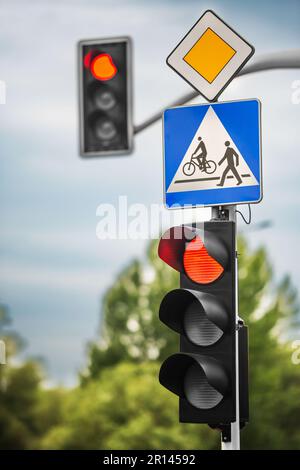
163 98 263 209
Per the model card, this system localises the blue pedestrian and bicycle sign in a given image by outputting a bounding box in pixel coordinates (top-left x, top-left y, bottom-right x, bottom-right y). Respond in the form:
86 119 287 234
163 99 262 208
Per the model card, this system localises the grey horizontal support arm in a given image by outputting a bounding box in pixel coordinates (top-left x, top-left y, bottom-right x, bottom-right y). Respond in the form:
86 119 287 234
134 49 300 135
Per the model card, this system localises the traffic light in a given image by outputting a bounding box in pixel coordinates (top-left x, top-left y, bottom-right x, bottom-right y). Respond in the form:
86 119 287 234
78 37 133 157
158 221 248 426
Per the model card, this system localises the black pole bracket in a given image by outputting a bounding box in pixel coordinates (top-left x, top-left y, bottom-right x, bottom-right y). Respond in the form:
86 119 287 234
221 425 231 443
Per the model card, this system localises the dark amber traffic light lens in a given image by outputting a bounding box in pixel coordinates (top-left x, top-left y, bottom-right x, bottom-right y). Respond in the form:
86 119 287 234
183 300 223 346
183 236 224 284
92 88 117 111
159 289 228 347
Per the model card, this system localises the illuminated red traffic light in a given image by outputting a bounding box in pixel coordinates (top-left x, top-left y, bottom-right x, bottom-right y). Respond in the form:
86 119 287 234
158 225 227 285
83 51 118 81
183 236 224 284
91 54 117 81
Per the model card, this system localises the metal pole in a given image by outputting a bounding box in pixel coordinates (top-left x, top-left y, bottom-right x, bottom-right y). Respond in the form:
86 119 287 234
224 205 240 450
211 205 240 450
134 49 300 135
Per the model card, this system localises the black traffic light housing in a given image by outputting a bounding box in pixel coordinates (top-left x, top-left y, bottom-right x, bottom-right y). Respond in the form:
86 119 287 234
78 37 133 157
158 221 249 426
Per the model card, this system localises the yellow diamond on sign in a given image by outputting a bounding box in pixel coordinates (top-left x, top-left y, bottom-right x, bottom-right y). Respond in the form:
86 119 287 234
183 28 236 84
166 10 254 101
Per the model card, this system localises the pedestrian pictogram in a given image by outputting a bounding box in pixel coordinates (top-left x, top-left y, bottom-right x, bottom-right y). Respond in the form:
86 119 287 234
163 99 262 208
166 10 254 101
217 141 242 187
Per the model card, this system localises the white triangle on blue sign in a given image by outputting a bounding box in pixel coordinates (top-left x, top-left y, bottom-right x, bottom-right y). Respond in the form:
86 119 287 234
167 106 258 194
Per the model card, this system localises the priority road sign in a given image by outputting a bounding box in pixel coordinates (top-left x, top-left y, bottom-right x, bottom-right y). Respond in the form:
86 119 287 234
163 99 262 208
167 10 254 102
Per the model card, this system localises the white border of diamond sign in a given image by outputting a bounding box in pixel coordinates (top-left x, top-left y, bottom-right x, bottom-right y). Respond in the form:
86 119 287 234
167 10 255 102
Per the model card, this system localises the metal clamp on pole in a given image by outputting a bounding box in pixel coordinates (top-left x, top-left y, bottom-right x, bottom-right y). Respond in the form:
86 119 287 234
221 425 232 444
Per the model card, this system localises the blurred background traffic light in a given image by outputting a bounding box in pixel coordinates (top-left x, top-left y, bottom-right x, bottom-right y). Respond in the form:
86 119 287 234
78 37 133 156
1 0 300 451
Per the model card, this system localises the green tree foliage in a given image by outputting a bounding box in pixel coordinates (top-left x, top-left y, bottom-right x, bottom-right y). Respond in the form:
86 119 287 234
78 236 300 449
0 305 65 449
82 248 179 382
41 362 217 450
0 304 25 359
1 236 300 449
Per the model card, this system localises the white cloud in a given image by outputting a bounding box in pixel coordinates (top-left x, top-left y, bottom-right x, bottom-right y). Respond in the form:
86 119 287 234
0 260 110 294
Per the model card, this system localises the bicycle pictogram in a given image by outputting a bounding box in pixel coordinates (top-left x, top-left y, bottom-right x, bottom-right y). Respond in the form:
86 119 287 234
182 136 217 176
182 156 217 176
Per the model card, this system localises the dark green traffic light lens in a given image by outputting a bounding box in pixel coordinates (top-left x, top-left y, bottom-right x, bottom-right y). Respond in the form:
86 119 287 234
159 353 229 411
94 118 117 141
184 363 223 409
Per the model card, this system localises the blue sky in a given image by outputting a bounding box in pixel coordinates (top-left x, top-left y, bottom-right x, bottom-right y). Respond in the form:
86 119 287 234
0 0 299 385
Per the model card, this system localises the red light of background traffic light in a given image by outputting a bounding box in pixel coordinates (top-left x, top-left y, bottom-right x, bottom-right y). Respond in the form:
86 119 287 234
183 236 224 284
83 51 117 81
